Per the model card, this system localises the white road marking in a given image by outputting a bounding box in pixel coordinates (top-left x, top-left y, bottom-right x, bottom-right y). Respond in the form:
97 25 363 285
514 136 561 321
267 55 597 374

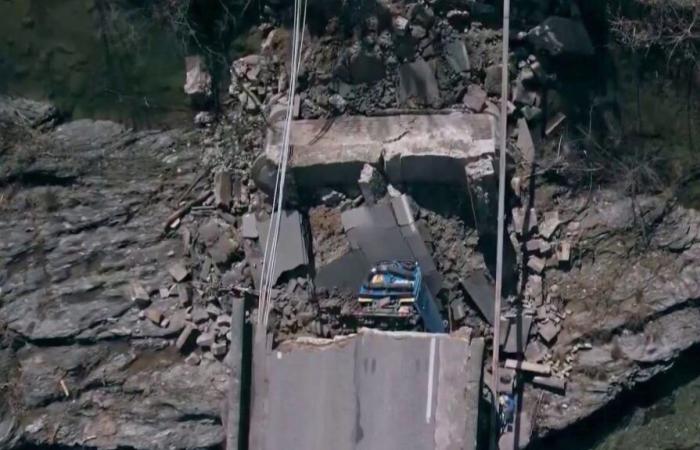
426 336 436 423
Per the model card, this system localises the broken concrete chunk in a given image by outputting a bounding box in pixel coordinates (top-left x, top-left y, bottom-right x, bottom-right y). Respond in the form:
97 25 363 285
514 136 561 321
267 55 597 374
320 189 345 207
209 235 238 265
176 324 195 351
398 59 440 106
484 64 502 95
539 211 561 239
144 308 163 325
255 210 309 288
242 213 259 239
498 368 517 395
184 55 212 105
462 84 487 112
177 284 191 306
504 359 551 375
527 256 546 274
191 309 209 324
196 332 215 348
532 375 566 393
444 40 471 73
128 281 150 308
211 341 227 357
159 287 170 299
214 171 233 210
451 301 466 321
512 207 537 235
168 262 189 282
391 194 415 226
538 321 561 344
557 240 571 263
462 272 495 325
516 118 535 165
358 163 387 205
503 315 533 354
525 340 547 362
185 352 201 366
206 304 222 318
527 17 595 57
216 314 232 328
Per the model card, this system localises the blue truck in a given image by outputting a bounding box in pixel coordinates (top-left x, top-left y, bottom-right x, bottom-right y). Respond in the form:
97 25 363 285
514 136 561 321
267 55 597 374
353 260 446 333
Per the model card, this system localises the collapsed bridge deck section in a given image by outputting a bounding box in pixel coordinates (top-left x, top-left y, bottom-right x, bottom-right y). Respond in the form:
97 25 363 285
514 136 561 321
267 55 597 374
261 112 496 187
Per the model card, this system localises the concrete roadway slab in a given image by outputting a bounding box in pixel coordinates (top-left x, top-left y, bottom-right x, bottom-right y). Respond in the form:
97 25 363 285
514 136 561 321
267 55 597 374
249 329 483 450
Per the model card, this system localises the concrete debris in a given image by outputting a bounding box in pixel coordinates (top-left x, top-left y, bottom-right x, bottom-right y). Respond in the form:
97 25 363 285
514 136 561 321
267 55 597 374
538 321 561 344
321 200 442 295
216 315 232 328
242 213 259 239
175 324 195 351
512 207 537 235
184 55 212 104
320 189 345 207
410 24 427 40
390 194 415 226
358 163 387 205
192 309 209 324
144 308 163 325
462 84 487 112
262 113 495 188
461 272 495 325
328 94 347 114
196 332 215 348
497 368 517 395
484 64 502 95
209 235 238 265
168 262 190 282
214 171 232 210
527 17 595 57
504 359 551 375
444 40 471 73
398 59 440 106
503 315 533 354
256 210 309 287
451 301 466 322
539 211 561 239
177 284 191 306
525 340 547 362
185 353 201 366
532 376 567 393
527 256 546 273
159 287 170 299
557 240 571 263
516 118 535 165
392 16 409 34
194 111 215 127
128 281 150 308
206 305 222 318
211 341 227 357
184 55 212 105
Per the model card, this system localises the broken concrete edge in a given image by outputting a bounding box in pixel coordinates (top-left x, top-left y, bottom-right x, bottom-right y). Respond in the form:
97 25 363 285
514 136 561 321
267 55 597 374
276 327 473 352
257 113 497 191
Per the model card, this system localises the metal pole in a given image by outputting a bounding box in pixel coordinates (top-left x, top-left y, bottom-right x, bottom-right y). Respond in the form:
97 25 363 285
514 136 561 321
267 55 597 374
492 0 511 447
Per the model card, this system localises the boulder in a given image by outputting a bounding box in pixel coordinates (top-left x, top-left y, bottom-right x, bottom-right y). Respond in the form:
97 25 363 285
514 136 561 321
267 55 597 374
527 17 595 57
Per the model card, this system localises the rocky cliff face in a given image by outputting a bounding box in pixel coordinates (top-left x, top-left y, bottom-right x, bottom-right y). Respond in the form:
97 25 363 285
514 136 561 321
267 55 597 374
0 98 231 449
